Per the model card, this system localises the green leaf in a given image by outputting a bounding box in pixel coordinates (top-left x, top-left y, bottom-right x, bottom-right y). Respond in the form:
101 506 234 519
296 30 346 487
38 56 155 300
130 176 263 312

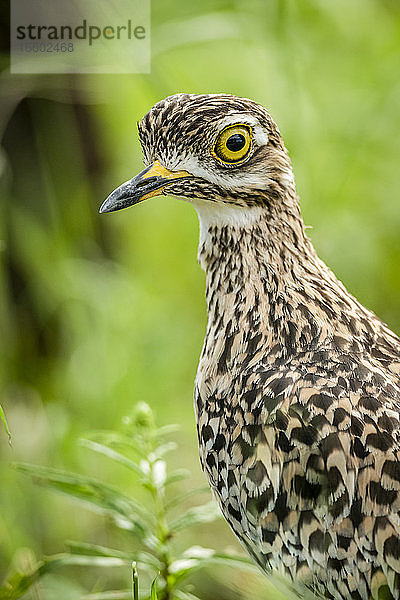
83 431 144 460
164 469 191 486
49 554 129 568
65 541 133 560
168 546 258 582
14 463 156 544
66 541 162 571
84 428 178 463
80 592 132 600
0 566 40 600
206 551 256 570
0 404 11 444
175 591 202 600
134 552 163 572
169 501 222 532
150 441 177 460
0 554 128 600
155 424 180 438
165 485 210 512
80 438 143 476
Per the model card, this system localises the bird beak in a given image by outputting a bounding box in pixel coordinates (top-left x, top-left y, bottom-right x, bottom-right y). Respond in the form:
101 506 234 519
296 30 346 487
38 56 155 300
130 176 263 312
99 160 192 214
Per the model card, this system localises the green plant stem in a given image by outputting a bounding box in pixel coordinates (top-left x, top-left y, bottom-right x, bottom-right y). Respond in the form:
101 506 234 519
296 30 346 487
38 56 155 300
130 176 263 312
151 465 172 600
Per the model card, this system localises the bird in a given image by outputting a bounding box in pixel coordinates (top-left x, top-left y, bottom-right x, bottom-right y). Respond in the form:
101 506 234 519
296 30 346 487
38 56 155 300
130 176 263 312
100 93 400 600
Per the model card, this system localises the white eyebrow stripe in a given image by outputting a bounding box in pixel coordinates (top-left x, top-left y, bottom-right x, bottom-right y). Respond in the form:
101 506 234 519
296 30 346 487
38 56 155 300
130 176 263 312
214 113 269 148
217 113 258 128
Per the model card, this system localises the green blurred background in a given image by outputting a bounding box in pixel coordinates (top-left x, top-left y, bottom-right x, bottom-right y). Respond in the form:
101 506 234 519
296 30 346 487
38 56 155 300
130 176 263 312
1 0 400 597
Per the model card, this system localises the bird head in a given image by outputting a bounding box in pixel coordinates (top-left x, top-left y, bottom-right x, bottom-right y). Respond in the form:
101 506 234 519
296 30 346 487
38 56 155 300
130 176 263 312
100 93 296 219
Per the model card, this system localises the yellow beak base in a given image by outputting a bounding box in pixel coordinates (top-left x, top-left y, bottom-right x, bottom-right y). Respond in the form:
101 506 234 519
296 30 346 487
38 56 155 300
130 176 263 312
100 160 191 214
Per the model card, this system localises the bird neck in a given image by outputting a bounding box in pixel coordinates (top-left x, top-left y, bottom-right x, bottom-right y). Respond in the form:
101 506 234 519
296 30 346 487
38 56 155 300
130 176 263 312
194 198 371 360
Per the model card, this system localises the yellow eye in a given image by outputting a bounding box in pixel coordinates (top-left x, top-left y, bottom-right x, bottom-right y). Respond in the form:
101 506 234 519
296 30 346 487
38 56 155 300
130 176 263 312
213 124 252 164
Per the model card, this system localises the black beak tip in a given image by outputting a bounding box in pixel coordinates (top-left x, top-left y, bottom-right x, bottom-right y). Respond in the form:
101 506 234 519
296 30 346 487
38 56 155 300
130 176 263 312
99 200 110 214
99 191 132 214
99 201 111 214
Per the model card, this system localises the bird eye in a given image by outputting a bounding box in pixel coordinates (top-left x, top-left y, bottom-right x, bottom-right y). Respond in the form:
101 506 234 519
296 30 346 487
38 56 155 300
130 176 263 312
213 125 252 164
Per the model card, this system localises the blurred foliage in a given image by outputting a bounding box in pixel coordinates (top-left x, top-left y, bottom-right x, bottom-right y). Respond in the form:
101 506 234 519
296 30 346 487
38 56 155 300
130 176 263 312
1 403 263 600
1 0 400 598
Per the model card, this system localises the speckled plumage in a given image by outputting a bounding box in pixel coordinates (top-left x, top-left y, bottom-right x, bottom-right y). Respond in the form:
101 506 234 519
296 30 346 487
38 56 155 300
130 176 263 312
102 94 400 600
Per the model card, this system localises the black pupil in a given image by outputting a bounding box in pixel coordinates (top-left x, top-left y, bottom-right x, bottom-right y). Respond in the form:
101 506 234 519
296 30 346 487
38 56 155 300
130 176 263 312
226 133 246 152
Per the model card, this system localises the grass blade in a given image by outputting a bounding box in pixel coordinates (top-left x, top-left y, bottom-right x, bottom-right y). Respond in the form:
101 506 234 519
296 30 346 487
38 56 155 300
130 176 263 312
132 563 138 600
0 404 11 444
150 576 158 600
